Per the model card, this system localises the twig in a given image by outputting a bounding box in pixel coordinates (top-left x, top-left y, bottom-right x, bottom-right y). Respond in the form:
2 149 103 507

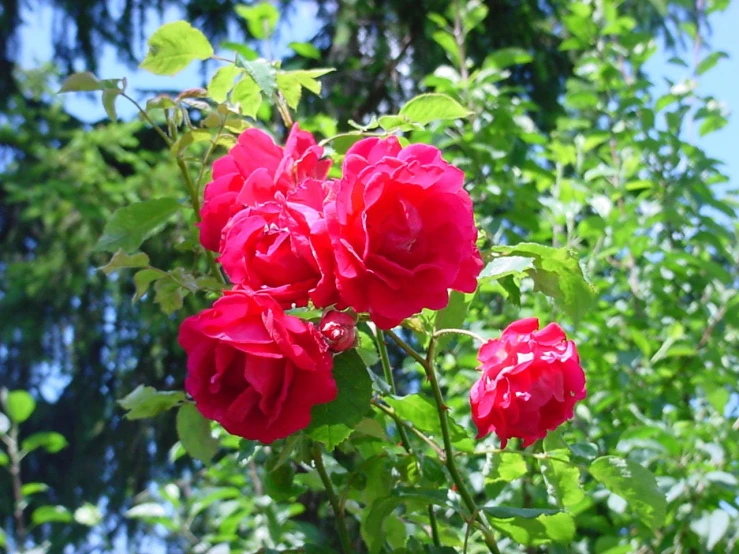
312 444 352 554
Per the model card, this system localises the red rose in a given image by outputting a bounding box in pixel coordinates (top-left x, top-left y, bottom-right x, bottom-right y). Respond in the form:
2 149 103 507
218 182 339 309
318 310 357 353
178 290 337 443
198 124 330 251
470 318 586 447
325 137 483 329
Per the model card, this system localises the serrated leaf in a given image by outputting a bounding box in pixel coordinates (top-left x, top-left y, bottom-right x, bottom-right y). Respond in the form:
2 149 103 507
208 65 241 103
117 385 185 420
5 391 35 424
480 256 535 280
306 350 372 450
540 432 584 507
482 506 575 545
140 21 214 76
31 505 72 525
384 394 473 452
133 269 164 302
177 404 219 463
154 277 185 314
490 243 594 323
398 93 472 125
100 250 150 275
237 59 277 96
589 456 666 531
434 290 472 350
487 453 527 482
276 73 302 109
21 432 68 454
94 198 180 253
231 76 262 118
363 489 452 554
235 2 279 39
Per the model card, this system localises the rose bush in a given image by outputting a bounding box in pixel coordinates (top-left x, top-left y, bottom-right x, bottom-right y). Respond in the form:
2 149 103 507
325 137 483 329
178 289 336 443
470 318 586 447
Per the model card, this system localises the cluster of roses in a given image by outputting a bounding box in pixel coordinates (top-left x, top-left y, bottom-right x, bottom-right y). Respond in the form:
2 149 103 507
178 124 586 446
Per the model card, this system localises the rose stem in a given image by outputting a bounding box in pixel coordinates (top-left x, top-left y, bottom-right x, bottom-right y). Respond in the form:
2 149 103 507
311 443 353 554
425 338 501 554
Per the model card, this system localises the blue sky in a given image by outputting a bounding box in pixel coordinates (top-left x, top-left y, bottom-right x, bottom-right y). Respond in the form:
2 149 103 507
17 1 738 192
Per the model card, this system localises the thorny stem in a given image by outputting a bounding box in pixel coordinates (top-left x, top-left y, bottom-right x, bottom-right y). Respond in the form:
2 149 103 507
122 93 172 146
312 443 352 554
425 338 501 554
385 329 427 367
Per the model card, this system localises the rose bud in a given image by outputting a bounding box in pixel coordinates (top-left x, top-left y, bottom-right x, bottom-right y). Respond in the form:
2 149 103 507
319 310 357 353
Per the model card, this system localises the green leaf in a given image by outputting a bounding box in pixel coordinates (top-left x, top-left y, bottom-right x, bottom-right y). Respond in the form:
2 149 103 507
5 390 36 424
540 432 584 507
589 456 666 531
398 93 472 125
486 47 533 69
100 250 150 275
276 73 302 110
208 65 241 103
690 510 730 550
125 502 167 519
237 59 277 97
696 51 728 76
487 453 527 482
21 483 49 496
384 394 473 452
21 432 68 454
482 506 575 545
102 89 120 121
58 72 121 93
176 404 219 463
306 350 372 450
133 269 164 302
31 505 73 525
490 243 594 323
289 41 321 59
140 21 214 76
235 2 280 39
117 385 185 420
94 198 180 253
0 451 8 467
480 256 535 280
170 129 212 156
0 527 5 548
363 489 451 554
433 291 472 350
221 41 258 61
74 503 103 526
154 277 185 314
231 76 263 118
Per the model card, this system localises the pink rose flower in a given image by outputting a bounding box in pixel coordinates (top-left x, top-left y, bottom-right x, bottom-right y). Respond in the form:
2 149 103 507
218 181 339 309
178 290 336 443
470 318 586 447
198 124 330 251
325 136 483 329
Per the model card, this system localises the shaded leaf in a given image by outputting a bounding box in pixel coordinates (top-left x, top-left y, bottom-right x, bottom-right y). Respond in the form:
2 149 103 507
117 385 185 420
94 198 180 253
176 404 218 463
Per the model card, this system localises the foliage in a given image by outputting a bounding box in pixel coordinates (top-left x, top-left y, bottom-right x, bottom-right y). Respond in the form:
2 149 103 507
0 0 737 553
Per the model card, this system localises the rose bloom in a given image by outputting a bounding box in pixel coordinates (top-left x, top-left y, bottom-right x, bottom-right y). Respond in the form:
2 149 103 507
218 180 339 309
470 318 586 447
318 310 357 353
198 124 330 251
325 137 483 329
178 290 336 443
